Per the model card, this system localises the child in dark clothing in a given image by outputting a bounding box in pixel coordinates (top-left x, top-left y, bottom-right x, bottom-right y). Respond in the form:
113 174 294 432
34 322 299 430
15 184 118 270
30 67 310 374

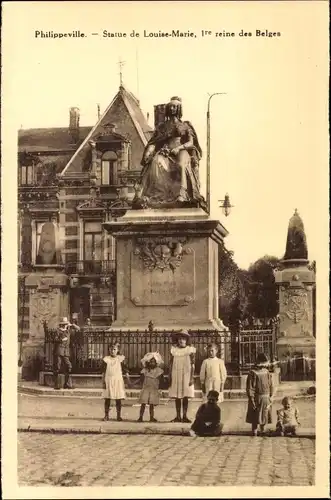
189 390 223 437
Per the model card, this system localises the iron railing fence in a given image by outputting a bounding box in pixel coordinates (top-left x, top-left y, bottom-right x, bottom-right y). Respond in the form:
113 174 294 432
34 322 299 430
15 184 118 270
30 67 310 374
278 354 315 381
228 319 279 372
42 321 314 381
43 327 233 375
43 324 278 376
238 328 277 371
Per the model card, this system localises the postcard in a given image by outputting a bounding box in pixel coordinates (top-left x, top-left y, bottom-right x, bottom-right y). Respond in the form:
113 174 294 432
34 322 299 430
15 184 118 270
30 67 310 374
1 1 329 498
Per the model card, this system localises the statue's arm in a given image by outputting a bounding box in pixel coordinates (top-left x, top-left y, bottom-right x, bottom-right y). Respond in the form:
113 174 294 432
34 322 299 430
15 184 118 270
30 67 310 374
181 130 194 151
141 126 162 167
170 129 194 155
141 144 156 167
185 121 202 157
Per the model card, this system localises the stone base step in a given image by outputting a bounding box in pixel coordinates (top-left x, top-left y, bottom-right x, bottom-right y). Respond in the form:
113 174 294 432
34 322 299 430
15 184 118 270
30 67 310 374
38 370 282 391
18 384 246 400
17 418 316 438
18 381 315 401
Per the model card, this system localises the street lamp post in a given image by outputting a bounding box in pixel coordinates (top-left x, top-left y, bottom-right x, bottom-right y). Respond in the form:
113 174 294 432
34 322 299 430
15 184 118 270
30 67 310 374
206 92 227 215
218 193 234 217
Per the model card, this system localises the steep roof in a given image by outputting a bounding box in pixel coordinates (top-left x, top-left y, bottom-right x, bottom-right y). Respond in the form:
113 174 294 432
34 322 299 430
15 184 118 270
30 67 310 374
120 86 153 141
60 85 153 176
18 127 92 153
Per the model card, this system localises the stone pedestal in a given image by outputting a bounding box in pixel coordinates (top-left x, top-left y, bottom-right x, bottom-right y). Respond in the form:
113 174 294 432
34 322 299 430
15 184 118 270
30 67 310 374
274 259 315 360
23 265 69 379
104 208 228 332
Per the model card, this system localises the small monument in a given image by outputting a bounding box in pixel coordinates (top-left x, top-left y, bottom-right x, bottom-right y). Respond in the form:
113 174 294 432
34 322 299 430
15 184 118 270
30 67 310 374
104 96 228 333
274 209 316 361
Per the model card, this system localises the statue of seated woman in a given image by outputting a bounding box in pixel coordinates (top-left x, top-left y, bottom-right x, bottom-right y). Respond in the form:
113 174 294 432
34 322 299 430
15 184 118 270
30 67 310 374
133 96 206 209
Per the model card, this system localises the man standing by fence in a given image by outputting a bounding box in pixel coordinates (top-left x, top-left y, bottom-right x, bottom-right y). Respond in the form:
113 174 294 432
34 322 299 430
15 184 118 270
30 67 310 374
53 316 80 390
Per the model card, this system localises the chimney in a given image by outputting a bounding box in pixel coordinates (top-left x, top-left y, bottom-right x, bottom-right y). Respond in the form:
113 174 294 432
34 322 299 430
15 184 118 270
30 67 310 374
154 104 166 129
69 107 80 143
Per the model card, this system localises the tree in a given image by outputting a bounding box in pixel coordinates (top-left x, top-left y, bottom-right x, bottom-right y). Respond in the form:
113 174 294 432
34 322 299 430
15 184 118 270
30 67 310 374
218 246 248 326
246 255 281 319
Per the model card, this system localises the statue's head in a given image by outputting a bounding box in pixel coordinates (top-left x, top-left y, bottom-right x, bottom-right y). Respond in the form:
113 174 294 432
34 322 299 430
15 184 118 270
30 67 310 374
165 96 182 120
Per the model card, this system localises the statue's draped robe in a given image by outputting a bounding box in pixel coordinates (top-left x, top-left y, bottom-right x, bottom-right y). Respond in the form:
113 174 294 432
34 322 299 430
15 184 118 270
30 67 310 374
139 120 202 204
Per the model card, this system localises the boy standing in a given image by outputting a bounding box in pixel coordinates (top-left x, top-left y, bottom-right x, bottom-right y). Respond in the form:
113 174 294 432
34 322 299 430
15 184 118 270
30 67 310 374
200 343 227 402
53 316 80 390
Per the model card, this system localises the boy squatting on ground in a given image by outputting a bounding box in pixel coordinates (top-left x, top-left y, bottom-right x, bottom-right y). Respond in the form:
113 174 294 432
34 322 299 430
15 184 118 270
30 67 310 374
190 390 223 437
276 396 301 436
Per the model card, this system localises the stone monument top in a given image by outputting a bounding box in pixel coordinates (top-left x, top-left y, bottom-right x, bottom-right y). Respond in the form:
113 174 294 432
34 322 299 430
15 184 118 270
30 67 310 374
283 209 308 265
132 95 207 211
274 210 315 358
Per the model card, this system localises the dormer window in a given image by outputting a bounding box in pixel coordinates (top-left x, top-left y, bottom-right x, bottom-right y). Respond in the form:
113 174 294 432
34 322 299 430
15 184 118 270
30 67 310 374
103 123 116 135
21 164 34 185
101 151 117 186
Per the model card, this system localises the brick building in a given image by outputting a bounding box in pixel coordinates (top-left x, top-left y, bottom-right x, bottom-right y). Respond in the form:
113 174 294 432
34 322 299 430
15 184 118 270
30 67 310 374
18 85 153 373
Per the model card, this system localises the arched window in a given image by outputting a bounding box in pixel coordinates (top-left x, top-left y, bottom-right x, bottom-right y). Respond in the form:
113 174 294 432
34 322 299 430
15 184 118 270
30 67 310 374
101 151 117 186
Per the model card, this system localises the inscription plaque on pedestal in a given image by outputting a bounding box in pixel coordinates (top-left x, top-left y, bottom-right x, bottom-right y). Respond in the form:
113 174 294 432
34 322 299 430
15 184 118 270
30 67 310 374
130 238 195 306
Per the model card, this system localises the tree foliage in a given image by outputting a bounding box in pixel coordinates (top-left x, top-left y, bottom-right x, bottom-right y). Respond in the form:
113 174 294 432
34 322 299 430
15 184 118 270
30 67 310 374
219 250 282 325
219 247 316 325
218 246 248 325
246 255 281 319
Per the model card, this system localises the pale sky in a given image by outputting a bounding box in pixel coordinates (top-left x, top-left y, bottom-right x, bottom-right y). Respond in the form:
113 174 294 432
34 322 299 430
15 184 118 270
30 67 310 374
4 1 329 269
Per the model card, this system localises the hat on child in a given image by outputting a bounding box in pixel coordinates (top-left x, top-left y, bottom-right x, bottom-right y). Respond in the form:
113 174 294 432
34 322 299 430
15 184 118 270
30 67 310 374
172 329 190 338
141 351 163 367
256 352 269 366
59 317 69 325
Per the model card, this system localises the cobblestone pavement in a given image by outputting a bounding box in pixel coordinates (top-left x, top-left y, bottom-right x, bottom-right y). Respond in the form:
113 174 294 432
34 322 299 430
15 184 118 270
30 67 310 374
18 433 315 487
18 394 316 430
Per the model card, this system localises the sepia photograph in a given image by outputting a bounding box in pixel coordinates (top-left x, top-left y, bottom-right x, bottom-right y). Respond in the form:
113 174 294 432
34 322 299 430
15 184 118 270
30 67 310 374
1 1 329 498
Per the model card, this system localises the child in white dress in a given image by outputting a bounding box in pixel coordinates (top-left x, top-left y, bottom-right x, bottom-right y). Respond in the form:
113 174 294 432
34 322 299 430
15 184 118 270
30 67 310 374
137 352 164 422
200 343 227 403
168 330 196 423
102 344 130 421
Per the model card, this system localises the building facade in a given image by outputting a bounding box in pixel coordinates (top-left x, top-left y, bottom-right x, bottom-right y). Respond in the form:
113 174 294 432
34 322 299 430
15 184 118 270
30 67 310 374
18 85 154 376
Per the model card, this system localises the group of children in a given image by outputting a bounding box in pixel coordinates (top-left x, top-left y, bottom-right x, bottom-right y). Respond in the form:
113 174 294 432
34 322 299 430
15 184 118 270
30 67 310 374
245 351 300 436
101 331 300 436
